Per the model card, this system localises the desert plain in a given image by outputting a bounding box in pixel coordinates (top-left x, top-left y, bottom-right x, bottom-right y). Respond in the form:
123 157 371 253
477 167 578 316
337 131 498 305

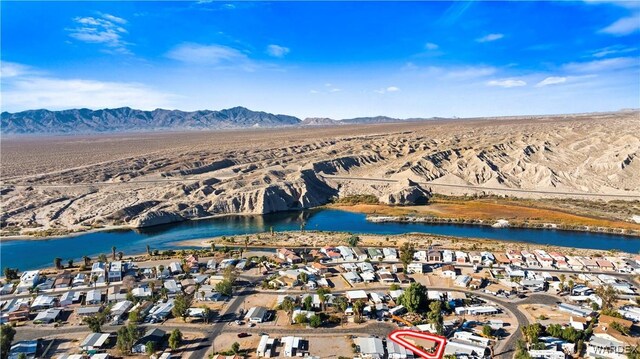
1 111 639 237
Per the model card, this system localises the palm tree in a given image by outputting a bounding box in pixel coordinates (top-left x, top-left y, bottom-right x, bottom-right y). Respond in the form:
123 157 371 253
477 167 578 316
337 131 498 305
91 274 98 288
567 279 575 295
53 257 62 269
67 259 74 268
334 296 348 326
146 245 151 256
353 300 364 322
281 297 295 322
117 251 124 261
317 288 331 311
83 256 91 267
111 246 116 260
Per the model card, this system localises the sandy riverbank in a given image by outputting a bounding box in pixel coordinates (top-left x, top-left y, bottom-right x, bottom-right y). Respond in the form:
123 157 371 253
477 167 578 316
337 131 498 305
174 230 626 257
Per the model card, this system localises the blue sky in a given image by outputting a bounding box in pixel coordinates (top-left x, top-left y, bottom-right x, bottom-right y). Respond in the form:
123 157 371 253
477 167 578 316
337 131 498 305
1 1 639 119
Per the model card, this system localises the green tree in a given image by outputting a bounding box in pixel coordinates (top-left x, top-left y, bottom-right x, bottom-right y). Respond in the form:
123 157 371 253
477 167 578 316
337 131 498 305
172 294 193 322
353 300 365 322
83 314 106 333
399 242 415 269
215 280 233 297
231 341 240 354
309 314 322 328
399 283 428 313
67 259 74 268
303 295 313 310
145 341 156 355
596 284 618 311
3 268 18 280
280 297 295 321
346 235 360 247
294 313 308 324
427 301 444 334
169 329 183 350
111 246 117 260
521 323 543 344
317 288 331 311
146 245 151 256
82 256 91 267
202 306 212 324
298 272 309 284
0 324 16 359
128 309 140 324
515 339 531 359
98 253 107 263
53 257 62 270
334 296 349 325
116 324 141 354
482 325 493 338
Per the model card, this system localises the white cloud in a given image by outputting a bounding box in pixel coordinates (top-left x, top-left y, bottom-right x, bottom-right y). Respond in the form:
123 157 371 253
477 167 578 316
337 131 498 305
1 64 176 111
476 33 504 42
374 86 401 94
600 15 640 35
329 88 342 93
266 44 290 58
67 13 131 54
99 13 127 25
592 45 637 57
425 42 439 50
563 57 638 72
535 76 567 87
166 43 261 71
486 78 527 88
0 61 32 78
445 66 497 79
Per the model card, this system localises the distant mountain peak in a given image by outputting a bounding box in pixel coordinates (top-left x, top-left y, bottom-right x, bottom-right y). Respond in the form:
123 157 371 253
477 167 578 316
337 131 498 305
1 106 302 134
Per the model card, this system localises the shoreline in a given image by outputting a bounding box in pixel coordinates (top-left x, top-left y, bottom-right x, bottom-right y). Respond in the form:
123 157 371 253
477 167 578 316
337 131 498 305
4 229 634 273
173 230 631 257
0 212 258 242
365 215 640 238
2 205 639 242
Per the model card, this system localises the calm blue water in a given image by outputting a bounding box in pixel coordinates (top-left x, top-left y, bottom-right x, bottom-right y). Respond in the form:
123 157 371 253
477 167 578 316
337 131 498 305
1 209 637 270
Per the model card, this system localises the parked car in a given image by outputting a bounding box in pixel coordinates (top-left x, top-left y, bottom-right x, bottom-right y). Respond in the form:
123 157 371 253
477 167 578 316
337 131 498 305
237 332 250 338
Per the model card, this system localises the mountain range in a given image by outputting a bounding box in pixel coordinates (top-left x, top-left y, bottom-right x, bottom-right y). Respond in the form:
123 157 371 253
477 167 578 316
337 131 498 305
1 106 432 134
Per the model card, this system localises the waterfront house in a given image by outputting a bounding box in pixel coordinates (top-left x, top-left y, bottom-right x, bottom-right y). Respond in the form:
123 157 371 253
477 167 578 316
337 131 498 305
456 251 469 264
108 261 123 282
383 248 398 261
427 250 442 262
352 247 369 261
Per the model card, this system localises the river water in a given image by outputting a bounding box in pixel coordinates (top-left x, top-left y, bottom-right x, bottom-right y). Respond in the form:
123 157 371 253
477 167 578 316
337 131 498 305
1 209 637 270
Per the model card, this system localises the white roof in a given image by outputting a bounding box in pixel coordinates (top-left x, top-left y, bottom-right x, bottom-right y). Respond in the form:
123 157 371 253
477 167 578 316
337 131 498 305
86 289 102 302
346 290 368 300
355 337 385 356
31 295 56 307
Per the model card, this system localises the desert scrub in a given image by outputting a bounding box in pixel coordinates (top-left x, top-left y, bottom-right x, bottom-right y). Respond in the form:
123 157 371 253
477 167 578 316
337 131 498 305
332 194 380 205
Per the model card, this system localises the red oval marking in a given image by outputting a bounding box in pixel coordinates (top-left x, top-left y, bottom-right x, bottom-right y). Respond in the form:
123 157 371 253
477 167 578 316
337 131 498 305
388 329 447 359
